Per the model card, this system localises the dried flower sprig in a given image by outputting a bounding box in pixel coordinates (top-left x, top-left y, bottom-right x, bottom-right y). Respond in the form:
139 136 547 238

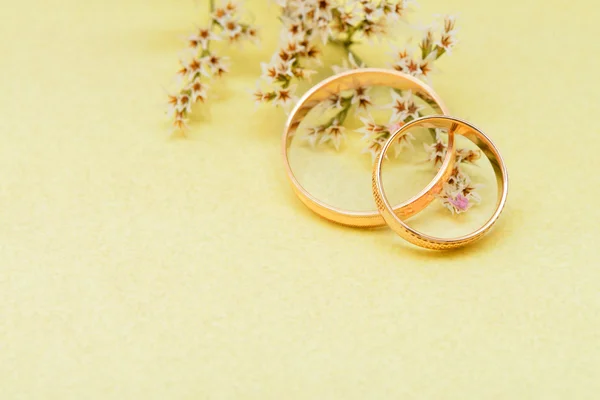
167 1 258 134
390 14 458 82
253 3 480 214
254 0 414 112
424 129 483 214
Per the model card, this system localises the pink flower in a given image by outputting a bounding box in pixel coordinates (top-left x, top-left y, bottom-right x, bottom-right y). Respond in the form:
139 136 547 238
448 194 469 212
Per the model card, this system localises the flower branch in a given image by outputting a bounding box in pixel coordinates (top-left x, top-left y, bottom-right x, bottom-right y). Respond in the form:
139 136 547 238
166 1 258 134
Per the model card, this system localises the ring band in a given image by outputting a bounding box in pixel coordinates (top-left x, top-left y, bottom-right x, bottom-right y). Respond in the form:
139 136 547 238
282 68 453 227
372 116 509 250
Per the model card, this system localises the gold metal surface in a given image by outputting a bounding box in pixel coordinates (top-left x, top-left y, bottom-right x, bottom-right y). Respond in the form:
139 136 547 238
372 116 509 250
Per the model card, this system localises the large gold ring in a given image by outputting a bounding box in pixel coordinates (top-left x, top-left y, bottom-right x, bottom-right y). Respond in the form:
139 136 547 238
282 68 453 227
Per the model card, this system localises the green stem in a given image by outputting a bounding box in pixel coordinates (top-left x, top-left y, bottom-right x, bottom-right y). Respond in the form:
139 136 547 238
206 0 220 53
325 96 353 127
345 45 364 66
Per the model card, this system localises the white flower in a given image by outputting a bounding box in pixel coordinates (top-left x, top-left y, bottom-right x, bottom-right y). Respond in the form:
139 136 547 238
243 26 260 45
387 121 415 157
325 93 344 110
222 19 243 42
260 61 278 83
172 111 189 132
385 89 424 122
361 1 384 23
178 58 207 80
261 54 294 83
424 139 447 166
438 167 481 214
212 5 234 26
319 119 346 150
357 114 388 161
391 44 438 81
273 84 298 110
382 0 411 22
292 67 317 81
443 14 458 34
389 44 414 71
335 6 362 29
361 19 387 41
175 93 192 114
356 115 386 137
316 16 334 44
436 31 458 54
189 27 220 50
303 125 325 147
351 86 372 114
456 148 481 164
204 54 230 76
188 78 208 103
314 0 334 21
279 17 306 42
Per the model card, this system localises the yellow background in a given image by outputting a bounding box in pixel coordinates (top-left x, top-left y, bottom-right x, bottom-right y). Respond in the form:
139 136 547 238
1 0 599 398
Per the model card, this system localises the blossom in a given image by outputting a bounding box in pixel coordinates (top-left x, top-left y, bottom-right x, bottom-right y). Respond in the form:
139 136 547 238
351 86 373 113
261 54 294 82
167 93 192 115
437 15 458 53
222 19 243 42
441 193 471 214
245 2 473 214
292 67 317 81
172 111 189 132
273 84 298 110
356 114 406 160
303 125 325 147
205 54 230 77
189 27 220 50
212 3 237 26
439 168 482 214
167 0 257 133
391 125 416 156
334 7 362 32
361 2 385 23
424 138 448 166
325 93 344 109
319 119 346 150
188 78 208 102
386 89 424 122
456 147 482 164
389 15 458 82
243 26 260 44
178 58 206 79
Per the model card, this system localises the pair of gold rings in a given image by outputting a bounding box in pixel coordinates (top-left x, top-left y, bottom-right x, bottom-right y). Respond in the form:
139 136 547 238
282 68 508 250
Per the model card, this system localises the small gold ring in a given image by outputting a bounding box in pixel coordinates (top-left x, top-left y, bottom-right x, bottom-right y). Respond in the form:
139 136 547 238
282 68 453 227
372 115 509 250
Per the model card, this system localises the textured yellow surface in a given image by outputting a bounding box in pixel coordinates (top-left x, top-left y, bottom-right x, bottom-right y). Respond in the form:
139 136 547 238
1 0 599 398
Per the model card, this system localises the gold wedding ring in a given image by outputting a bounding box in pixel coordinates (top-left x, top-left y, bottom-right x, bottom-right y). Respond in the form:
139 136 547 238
282 68 453 227
372 116 508 250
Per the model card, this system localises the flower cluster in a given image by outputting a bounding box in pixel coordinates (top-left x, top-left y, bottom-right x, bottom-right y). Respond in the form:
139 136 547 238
424 130 483 214
275 7 471 215
390 15 458 82
273 11 458 157
167 1 258 133
254 0 413 111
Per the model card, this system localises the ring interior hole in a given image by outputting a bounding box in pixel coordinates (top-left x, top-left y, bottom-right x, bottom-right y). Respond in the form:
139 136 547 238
287 86 441 213
381 130 499 238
